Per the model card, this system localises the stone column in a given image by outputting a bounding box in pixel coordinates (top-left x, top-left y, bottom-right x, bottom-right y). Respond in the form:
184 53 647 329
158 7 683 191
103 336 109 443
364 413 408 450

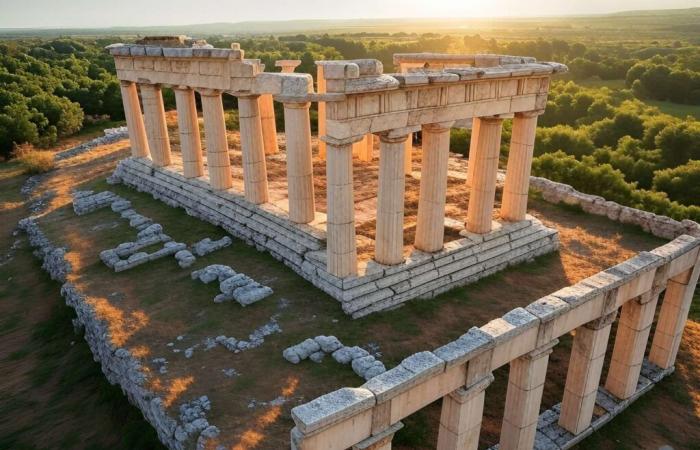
501 111 540 222
499 340 558 450
238 94 269 204
326 140 358 277
415 122 453 253
404 135 413 174
258 94 279 155
173 86 204 178
466 117 503 234
283 101 315 224
375 134 408 266
119 81 150 158
140 84 172 167
559 312 617 435
317 65 327 160
649 265 700 369
605 292 660 399
437 351 494 450
199 89 232 191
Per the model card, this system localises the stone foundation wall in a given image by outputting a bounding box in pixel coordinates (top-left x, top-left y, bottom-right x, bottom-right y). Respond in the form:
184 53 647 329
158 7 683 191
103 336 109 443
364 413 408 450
18 217 219 450
112 157 559 317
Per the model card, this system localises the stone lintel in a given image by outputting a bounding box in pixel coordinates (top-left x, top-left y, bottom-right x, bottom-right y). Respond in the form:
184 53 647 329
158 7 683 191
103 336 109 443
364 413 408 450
433 326 496 368
291 387 376 434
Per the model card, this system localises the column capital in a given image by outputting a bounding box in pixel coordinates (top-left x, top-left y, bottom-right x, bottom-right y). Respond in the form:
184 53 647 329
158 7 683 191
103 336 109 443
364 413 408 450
476 115 508 123
197 88 223 97
235 92 260 99
378 133 410 144
172 85 194 91
423 121 456 132
119 79 135 87
522 339 559 360
451 373 495 404
352 421 403 450
515 110 545 118
282 101 311 109
585 311 618 330
322 135 366 146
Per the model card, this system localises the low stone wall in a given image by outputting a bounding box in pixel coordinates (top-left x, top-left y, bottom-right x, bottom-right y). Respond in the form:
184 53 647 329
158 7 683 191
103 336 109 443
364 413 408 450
529 176 700 239
111 157 559 317
17 217 219 450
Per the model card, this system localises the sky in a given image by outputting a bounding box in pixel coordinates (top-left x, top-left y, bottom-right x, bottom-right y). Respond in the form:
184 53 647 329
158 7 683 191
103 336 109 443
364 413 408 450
0 0 698 29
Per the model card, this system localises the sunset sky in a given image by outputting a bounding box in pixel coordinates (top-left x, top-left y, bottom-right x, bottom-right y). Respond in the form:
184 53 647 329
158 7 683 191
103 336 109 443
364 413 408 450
0 0 698 28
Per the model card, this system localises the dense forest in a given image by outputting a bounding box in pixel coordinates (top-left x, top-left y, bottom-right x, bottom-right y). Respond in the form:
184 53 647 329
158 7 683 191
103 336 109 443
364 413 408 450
0 30 698 221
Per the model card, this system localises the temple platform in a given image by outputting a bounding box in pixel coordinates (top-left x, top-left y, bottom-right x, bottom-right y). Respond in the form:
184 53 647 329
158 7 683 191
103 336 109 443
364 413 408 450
113 152 558 317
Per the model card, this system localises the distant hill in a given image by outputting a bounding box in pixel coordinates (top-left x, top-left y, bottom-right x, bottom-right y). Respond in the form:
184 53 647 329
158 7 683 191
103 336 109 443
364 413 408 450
1 7 699 39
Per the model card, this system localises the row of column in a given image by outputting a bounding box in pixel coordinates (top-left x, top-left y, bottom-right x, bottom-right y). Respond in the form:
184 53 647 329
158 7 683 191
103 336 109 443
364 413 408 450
118 79 316 224
425 264 698 450
326 111 541 277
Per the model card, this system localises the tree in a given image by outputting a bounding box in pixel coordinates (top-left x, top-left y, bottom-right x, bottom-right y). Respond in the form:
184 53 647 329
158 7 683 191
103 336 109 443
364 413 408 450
652 160 700 206
655 121 700 168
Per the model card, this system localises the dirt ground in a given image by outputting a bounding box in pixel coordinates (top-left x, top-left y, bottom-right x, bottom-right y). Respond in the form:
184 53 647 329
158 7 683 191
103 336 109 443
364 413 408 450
1 122 698 450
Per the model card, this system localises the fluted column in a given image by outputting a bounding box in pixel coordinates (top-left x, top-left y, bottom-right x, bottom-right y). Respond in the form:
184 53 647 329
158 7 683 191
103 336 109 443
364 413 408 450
404 135 413 174
649 265 700 368
119 81 150 158
258 94 279 155
140 84 172 167
283 101 315 224
466 117 503 234
499 340 558 450
238 94 269 204
559 312 617 435
415 122 453 253
173 86 204 178
501 111 540 222
199 89 232 191
317 65 327 160
375 134 408 266
605 292 660 399
326 140 358 277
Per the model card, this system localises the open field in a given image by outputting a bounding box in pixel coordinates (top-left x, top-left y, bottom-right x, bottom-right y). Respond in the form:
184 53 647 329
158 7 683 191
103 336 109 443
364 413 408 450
1 127 698 449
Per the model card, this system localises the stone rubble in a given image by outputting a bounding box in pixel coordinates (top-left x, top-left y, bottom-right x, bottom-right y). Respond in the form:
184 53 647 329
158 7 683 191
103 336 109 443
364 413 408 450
193 237 233 257
19 214 220 450
283 336 386 380
192 264 273 306
74 190 200 272
55 126 129 161
211 316 282 354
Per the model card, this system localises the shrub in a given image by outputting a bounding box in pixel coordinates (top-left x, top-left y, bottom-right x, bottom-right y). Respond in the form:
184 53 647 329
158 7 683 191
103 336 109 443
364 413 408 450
14 144 55 174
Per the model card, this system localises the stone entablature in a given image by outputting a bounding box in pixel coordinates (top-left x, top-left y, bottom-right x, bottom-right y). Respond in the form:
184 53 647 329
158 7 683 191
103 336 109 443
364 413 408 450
290 235 700 450
107 43 312 96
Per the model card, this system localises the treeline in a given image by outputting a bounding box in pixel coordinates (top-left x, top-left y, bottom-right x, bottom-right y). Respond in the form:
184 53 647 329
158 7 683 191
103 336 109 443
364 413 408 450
531 81 700 221
0 38 123 157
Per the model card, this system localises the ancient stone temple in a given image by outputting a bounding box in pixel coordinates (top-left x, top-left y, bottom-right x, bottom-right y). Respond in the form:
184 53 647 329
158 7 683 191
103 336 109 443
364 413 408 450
107 40 567 318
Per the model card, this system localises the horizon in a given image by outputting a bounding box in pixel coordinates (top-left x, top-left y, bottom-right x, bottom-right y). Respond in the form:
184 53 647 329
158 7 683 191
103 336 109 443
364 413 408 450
0 0 699 29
